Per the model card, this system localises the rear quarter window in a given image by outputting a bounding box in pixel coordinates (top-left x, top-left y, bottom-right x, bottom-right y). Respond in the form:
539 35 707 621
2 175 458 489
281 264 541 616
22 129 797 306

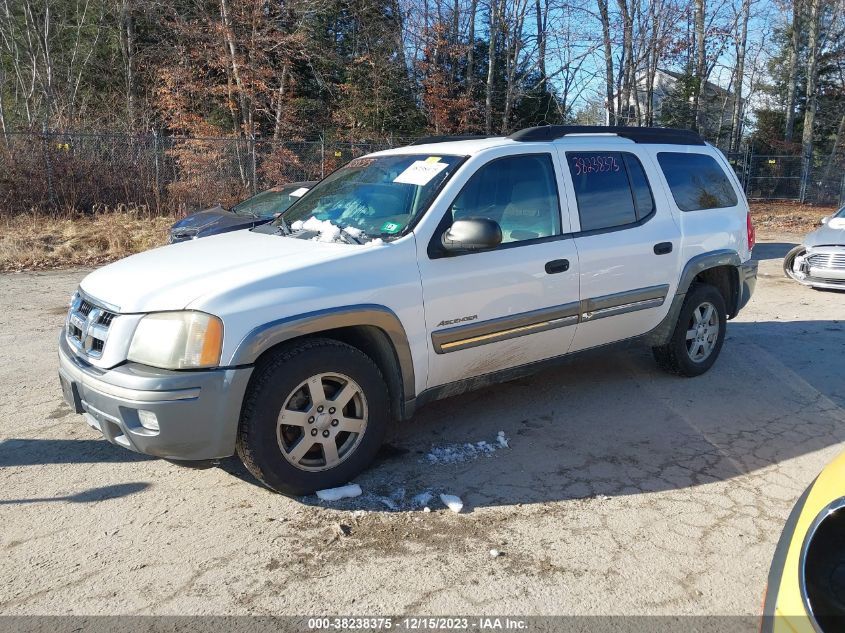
657 152 739 211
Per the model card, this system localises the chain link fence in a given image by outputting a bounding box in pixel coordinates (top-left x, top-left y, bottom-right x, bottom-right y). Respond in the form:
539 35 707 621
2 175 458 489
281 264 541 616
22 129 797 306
0 130 413 215
724 149 845 205
1 130 843 215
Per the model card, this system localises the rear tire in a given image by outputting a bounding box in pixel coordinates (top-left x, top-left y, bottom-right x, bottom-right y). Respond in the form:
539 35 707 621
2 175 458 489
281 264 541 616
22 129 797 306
237 338 390 496
652 283 727 377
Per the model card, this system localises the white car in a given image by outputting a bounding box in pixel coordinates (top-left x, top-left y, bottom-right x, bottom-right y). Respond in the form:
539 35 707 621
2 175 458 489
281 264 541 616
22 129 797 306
783 206 845 291
58 126 758 495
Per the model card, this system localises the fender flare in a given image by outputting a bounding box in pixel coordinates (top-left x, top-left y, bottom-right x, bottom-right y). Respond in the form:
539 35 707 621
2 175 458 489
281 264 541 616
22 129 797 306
677 249 741 295
645 250 742 345
229 304 416 401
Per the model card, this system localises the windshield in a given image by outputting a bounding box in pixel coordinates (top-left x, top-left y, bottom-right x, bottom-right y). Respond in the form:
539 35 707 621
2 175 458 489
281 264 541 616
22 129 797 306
836 206 845 219
233 185 308 218
275 154 463 241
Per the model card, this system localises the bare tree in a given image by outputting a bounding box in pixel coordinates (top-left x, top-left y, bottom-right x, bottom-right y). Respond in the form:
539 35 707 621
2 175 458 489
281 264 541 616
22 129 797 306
615 0 635 124
500 0 530 132
800 0 822 201
534 0 547 90
466 0 478 102
596 0 615 125
484 0 500 133
693 0 706 130
730 0 751 150
784 0 802 143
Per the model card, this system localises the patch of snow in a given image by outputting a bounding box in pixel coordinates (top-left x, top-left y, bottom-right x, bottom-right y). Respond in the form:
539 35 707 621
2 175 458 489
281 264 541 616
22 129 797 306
412 491 433 507
364 238 385 247
290 219 304 230
343 226 364 238
496 431 509 448
423 506 431 513
440 494 464 514
425 433 510 464
299 216 342 243
316 483 362 501
489 549 501 558
379 497 399 510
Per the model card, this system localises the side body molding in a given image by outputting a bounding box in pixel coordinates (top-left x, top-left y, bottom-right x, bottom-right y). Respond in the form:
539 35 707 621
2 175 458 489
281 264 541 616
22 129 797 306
229 304 416 400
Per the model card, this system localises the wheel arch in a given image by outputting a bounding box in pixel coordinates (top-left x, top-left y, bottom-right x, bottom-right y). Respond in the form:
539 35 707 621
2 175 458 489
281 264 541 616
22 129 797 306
230 305 415 420
646 250 743 345
678 250 742 318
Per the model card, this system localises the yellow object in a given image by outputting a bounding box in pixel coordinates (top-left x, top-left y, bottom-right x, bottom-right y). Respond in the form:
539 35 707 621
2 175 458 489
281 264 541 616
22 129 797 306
424 156 442 163
763 450 845 633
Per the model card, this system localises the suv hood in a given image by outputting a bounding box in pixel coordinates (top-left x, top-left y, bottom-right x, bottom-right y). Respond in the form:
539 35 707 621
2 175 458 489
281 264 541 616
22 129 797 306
80 230 354 313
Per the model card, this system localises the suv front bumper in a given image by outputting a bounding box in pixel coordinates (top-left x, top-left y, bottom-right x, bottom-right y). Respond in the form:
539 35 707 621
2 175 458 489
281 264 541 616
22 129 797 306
58 334 253 461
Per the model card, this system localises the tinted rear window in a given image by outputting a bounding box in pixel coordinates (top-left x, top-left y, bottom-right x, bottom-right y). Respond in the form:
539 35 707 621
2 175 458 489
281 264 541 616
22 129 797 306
657 152 739 211
567 152 654 232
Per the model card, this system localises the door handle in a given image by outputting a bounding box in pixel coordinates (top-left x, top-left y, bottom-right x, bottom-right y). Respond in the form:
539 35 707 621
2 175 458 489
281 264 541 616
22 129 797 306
545 259 570 274
653 242 673 255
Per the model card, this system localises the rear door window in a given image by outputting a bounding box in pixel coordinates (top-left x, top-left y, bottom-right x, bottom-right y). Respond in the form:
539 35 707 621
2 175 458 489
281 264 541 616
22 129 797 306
656 152 739 211
566 152 655 232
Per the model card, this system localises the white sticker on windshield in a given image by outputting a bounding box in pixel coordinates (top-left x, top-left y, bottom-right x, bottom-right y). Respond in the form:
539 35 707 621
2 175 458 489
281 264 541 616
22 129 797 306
290 187 309 198
393 160 448 186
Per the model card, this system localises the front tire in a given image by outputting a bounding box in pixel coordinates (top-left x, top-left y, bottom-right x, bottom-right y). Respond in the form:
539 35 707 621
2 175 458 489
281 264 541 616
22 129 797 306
652 283 727 377
237 338 390 496
783 245 807 281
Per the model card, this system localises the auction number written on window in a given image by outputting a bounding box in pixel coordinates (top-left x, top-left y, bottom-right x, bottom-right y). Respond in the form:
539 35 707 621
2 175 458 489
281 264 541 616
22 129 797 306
570 155 620 175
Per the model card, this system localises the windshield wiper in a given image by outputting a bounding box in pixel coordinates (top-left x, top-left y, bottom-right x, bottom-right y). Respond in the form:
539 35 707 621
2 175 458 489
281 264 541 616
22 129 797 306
276 217 292 235
336 227 364 244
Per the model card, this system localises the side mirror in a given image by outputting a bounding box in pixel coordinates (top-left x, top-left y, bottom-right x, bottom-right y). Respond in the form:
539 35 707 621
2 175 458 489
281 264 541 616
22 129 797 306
442 218 503 253
820 216 831 226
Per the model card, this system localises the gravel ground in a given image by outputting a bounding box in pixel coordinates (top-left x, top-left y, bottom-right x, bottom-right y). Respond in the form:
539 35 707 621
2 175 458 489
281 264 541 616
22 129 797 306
1 232 844 618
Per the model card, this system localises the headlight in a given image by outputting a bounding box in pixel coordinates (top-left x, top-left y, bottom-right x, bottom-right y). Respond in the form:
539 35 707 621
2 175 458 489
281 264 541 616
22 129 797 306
128 311 223 369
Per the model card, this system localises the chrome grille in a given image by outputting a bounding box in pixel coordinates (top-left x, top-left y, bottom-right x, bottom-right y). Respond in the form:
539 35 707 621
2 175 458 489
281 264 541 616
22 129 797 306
66 292 118 358
807 252 845 270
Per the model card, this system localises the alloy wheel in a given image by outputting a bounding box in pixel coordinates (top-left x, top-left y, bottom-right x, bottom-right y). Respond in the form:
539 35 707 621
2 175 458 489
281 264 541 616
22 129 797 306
276 372 368 472
685 301 720 363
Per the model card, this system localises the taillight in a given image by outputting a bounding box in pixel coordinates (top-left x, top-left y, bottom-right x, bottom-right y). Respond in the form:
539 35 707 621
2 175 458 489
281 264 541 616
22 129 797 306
747 212 756 250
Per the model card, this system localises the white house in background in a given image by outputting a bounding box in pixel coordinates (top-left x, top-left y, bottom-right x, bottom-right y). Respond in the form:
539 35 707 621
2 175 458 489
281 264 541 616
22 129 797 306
608 68 740 138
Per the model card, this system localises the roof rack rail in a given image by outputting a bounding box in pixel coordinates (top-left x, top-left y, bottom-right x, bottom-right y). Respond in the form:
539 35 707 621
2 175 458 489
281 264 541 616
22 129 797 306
508 125 705 146
408 134 499 146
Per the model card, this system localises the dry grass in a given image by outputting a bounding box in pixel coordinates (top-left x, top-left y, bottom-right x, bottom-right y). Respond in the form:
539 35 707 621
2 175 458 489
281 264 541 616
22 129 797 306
0 211 172 272
0 200 840 273
749 200 838 235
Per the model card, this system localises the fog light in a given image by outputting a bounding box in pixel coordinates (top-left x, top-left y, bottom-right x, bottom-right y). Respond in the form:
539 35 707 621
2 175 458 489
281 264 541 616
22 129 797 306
138 410 159 431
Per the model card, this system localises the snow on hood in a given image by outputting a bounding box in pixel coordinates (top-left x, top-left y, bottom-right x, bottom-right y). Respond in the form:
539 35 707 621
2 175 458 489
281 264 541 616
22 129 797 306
291 217 383 246
80 229 353 313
